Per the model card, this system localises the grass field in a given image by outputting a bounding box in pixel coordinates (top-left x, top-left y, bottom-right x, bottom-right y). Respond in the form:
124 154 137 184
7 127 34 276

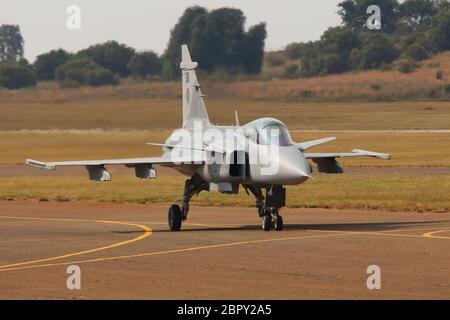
0 173 448 213
1 128 449 213
1 60 449 213
1 99 450 130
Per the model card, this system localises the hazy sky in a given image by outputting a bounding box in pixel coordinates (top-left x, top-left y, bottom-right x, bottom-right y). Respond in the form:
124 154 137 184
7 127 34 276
0 0 343 62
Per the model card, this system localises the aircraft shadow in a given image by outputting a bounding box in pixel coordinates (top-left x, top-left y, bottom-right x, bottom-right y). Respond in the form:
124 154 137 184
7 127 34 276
146 220 449 233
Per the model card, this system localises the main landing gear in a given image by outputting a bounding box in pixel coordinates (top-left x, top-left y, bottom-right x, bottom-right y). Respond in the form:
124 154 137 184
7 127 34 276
262 207 284 231
168 175 286 232
168 173 208 231
246 185 286 231
168 204 183 231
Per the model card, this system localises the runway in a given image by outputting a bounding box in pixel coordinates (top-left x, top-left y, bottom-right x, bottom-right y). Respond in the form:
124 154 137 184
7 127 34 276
0 201 449 299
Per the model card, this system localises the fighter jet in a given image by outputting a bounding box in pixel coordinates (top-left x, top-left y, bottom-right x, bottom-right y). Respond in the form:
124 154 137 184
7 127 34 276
26 45 390 232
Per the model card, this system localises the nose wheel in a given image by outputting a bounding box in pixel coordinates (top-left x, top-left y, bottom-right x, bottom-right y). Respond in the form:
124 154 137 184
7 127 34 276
245 184 286 232
261 207 284 231
262 215 271 231
274 214 284 231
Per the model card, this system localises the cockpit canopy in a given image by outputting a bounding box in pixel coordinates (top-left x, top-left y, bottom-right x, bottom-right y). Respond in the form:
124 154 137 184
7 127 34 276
257 123 293 146
243 118 293 146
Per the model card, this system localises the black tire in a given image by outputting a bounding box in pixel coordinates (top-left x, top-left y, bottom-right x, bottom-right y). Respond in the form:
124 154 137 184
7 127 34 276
168 204 183 231
258 206 266 217
275 215 284 231
262 215 271 231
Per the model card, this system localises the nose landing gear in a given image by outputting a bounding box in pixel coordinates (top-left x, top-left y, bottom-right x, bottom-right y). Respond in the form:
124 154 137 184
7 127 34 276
261 207 284 231
262 215 272 231
274 213 284 231
246 184 286 231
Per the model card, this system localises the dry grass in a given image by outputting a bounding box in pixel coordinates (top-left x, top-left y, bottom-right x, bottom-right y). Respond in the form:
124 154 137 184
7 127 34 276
1 54 449 212
0 53 449 104
213 52 450 102
1 99 450 130
0 80 180 104
0 173 448 213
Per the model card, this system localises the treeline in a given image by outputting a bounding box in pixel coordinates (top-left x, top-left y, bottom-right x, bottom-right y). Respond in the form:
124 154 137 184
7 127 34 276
0 6 266 89
283 0 450 77
1 1 450 89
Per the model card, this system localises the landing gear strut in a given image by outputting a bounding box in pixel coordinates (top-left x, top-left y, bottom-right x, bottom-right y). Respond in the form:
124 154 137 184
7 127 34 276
168 173 208 231
246 185 286 231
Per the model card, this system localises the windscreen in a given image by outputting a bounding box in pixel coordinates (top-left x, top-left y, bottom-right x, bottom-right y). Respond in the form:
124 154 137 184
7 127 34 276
257 124 293 146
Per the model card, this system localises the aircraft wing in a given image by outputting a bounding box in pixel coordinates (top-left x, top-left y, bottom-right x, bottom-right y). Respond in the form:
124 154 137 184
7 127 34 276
304 149 390 160
304 149 390 174
26 157 191 169
26 155 205 181
297 137 336 151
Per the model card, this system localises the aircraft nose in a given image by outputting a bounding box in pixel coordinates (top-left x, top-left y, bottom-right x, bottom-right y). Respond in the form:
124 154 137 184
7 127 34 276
276 146 311 185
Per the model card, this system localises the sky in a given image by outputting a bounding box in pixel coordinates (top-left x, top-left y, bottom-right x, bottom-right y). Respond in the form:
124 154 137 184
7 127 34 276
0 0 343 62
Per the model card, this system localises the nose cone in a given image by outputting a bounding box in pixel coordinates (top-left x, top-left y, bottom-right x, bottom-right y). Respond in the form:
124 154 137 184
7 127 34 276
279 146 311 184
266 146 311 185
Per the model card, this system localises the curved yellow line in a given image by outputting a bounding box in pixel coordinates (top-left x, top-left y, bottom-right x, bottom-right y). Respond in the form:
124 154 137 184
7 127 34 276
422 229 450 239
0 232 348 272
0 216 152 270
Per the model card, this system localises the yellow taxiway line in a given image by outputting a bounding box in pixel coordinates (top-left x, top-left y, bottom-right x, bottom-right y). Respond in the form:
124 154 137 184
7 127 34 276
0 216 152 270
1 216 449 273
422 229 450 239
0 232 350 272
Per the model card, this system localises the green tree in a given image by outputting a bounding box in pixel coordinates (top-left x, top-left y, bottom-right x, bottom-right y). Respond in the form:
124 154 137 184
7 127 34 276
298 41 322 76
352 34 399 69
164 6 267 77
163 6 208 78
127 51 162 78
204 8 246 71
0 62 36 89
399 0 438 29
34 49 71 80
436 0 450 12
55 58 118 87
242 23 267 74
430 10 450 51
317 53 347 75
77 41 135 77
338 0 399 32
297 27 361 76
161 58 177 81
284 64 299 79
285 42 305 60
320 26 361 72
0 24 24 62
405 43 429 60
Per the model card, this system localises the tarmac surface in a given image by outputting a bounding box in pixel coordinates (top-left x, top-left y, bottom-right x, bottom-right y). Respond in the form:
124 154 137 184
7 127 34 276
0 201 449 299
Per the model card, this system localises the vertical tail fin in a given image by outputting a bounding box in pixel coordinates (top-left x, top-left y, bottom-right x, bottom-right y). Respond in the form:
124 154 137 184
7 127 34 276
180 44 210 128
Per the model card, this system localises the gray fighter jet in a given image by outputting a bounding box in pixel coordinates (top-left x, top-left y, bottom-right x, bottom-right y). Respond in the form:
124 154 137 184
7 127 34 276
27 45 390 231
